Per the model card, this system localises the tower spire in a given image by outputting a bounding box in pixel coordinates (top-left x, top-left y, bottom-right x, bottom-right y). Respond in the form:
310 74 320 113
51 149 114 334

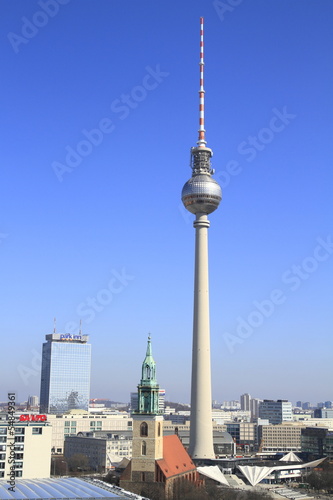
198 16 206 148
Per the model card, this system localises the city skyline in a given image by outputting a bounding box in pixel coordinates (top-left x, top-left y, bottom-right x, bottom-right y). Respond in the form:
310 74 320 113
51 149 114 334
1 0 333 404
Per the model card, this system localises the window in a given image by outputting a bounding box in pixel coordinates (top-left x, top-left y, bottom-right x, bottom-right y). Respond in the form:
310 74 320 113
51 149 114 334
0 437 6 443
32 428 42 435
141 441 147 456
140 472 146 482
140 422 148 437
15 428 25 435
0 454 5 460
0 463 5 469
158 423 161 437
14 437 24 443
0 472 4 478
15 471 23 477
15 454 24 460
0 429 7 435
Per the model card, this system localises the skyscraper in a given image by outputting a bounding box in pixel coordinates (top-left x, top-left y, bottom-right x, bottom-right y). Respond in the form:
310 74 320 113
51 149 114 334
240 393 251 411
181 18 222 460
40 333 91 414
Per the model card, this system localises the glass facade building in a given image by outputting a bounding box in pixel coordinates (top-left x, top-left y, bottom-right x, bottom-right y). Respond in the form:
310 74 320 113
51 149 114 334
40 333 91 414
258 399 292 425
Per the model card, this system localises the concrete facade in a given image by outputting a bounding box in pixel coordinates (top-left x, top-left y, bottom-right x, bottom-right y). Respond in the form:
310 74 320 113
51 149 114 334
47 411 132 454
259 424 303 453
64 431 132 471
0 421 52 480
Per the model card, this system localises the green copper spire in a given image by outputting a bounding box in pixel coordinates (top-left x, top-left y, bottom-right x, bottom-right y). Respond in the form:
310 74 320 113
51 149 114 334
136 335 160 415
141 335 157 386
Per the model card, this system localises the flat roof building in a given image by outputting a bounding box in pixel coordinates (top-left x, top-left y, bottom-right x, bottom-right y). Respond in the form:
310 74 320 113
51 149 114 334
259 400 292 425
40 333 91 414
0 419 52 480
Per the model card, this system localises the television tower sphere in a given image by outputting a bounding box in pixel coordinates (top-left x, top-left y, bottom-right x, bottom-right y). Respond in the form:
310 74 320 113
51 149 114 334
181 147 222 215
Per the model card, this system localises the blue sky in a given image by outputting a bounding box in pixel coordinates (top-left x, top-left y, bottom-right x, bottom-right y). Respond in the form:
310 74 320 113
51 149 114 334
1 0 332 406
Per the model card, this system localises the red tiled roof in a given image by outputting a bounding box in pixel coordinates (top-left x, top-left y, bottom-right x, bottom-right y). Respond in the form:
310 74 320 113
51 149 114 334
156 435 196 479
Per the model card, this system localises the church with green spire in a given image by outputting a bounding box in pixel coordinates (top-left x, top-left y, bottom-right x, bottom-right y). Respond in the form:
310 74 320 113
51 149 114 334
120 335 199 499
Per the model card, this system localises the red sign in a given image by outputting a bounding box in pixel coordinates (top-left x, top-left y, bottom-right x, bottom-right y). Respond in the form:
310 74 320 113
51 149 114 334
19 414 47 422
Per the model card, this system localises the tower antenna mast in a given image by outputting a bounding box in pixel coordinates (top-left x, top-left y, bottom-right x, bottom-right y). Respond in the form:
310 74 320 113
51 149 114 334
198 16 206 148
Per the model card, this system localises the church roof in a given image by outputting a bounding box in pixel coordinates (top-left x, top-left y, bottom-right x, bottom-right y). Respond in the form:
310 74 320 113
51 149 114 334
156 435 197 479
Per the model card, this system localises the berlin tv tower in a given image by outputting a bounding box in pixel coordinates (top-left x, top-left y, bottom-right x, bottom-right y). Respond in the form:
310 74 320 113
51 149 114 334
181 17 222 460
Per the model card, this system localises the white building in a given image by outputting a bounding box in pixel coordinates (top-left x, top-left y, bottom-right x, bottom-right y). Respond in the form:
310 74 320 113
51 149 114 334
259 400 292 424
0 420 52 479
46 410 132 454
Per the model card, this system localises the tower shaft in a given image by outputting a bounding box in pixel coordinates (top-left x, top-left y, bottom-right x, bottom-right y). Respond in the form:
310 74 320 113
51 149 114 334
189 214 215 459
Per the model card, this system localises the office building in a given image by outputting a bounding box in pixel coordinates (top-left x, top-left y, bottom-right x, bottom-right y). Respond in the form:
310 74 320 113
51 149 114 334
47 410 132 455
240 393 251 411
301 427 333 459
313 408 333 419
65 430 132 471
250 398 262 421
226 422 256 450
259 400 292 425
0 419 52 479
258 423 303 453
40 333 91 414
181 17 222 461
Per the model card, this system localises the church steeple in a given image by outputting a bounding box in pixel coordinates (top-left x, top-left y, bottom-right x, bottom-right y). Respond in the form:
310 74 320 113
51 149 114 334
141 335 157 386
136 335 160 415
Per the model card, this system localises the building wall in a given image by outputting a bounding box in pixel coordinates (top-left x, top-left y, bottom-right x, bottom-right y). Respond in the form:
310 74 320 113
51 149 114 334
259 424 303 452
47 412 132 454
131 415 163 475
40 334 91 414
0 422 52 479
64 432 132 471
259 400 292 425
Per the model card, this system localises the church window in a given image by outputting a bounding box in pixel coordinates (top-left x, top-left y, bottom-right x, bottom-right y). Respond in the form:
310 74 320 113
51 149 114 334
140 422 148 437
141 441 146 456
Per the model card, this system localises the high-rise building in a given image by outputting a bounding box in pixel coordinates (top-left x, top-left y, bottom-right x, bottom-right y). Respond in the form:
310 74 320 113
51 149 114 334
40 333 91 414
27 395 39 408
259 400 292 425
250 397 262 421
240 393 251 411
181 17 222 461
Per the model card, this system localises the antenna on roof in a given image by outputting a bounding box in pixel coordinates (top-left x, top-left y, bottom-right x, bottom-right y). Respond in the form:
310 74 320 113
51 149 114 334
53 317 56 334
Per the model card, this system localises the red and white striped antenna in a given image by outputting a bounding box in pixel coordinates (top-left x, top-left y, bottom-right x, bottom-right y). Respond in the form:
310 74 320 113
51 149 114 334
197 16 206 148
